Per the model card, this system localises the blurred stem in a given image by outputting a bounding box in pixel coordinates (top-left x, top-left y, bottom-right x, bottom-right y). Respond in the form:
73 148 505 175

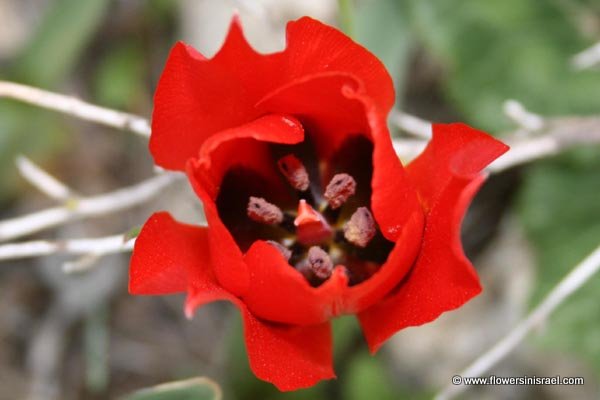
85 305 110 393
326 324 363 399
338 0 355 38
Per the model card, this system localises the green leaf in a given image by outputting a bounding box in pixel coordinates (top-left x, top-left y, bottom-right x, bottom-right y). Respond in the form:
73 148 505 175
518 149 600 373
123 377 222 400
123 225 143 243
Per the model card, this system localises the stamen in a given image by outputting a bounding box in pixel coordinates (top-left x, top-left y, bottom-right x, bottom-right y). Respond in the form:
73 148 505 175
343 207 376 248
324 173 356 209
277 154 310 191
294 199 333 245
247 197 283 225
307 246 333 279
266 240 292 261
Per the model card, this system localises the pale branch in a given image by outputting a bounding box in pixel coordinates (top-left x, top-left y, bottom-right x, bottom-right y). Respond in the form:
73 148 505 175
390 110 432 139
0 234 135 262
392 138 426 163
502 99 544 131
0 81 150 137
489 116 600 172
435 244 600 400
571 41 600 70
62 253 102 274
16 155 73 201
0 173 180 242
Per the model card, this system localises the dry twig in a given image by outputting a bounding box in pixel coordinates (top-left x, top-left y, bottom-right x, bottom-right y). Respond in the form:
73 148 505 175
0 173 179 243
0 80 150 137
0 234 135 261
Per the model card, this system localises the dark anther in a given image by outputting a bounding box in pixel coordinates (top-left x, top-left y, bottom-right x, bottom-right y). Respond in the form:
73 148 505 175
277 154 310 191
343 207 376 248
324 173 356 209
307 246 333 279
266 240 292 261
247 197 283 225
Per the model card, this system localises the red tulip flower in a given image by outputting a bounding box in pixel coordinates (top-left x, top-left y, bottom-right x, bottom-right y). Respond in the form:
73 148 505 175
129 16 509 391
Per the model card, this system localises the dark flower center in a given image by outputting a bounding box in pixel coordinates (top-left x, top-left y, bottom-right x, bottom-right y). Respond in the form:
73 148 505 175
216 135 394 286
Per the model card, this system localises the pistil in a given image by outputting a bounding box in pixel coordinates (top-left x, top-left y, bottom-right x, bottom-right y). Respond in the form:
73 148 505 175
294 199 333 245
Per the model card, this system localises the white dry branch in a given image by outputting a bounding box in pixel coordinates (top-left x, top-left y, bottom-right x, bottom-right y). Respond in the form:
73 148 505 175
390 110 432 139
0 172 179 243
489 115 600 172
571 41 600 70
16 155 73 201
0 80 150 137
435 243 600 400
0 234 135 262
503 99 544 132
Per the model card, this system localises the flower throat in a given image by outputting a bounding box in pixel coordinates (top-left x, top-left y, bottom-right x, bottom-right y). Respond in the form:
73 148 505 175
217 136 394 287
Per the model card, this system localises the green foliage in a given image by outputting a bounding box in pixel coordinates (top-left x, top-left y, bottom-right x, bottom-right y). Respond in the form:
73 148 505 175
518 150 600 372
0 0 110 201
93 42 148 109
14 0 110 87
341 353 396 400
123 377 222 400
406 0 600 131
354 0 412 104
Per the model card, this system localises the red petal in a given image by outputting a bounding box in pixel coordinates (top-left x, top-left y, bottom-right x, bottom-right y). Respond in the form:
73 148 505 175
407 123 509 212
151 17 394 171
241 308 335 391
195 114 304 199
284 17 395 114
129 212 208 295
186 161 250 297
150 41 260 170
340 209 423 312
184 115 304 296
257 72 368 161
185 281 335 391
241 240 348 325
341 86 423 242
358 175 486 353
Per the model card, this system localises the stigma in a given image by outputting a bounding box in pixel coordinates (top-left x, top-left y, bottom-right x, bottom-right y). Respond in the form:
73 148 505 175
294 200 333 245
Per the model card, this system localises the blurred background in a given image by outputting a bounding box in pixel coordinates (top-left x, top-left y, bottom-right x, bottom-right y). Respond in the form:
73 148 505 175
0 0 599 399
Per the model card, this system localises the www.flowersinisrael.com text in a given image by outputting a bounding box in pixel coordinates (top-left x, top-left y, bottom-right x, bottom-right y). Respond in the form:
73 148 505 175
452 375 584 386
